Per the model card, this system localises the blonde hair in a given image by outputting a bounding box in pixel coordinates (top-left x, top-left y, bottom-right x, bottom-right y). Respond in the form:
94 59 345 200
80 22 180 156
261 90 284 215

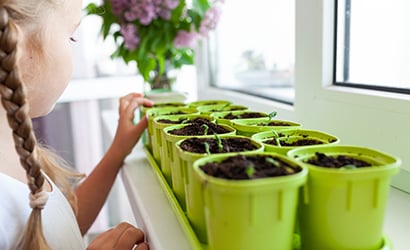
0 1 84 249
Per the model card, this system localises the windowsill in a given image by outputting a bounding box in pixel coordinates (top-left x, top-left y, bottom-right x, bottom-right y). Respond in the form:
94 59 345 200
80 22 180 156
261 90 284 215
58 75 143 103
102 109 410 250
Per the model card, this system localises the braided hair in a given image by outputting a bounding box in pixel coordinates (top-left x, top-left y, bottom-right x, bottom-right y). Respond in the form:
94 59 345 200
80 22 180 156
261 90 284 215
0 7 51 250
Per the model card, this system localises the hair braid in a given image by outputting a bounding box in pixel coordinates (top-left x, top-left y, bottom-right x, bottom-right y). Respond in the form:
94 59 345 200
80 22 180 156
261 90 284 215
0 7 50 250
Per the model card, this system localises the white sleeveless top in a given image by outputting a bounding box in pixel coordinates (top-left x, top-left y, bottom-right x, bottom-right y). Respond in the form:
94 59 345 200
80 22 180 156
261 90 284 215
0 173 86 249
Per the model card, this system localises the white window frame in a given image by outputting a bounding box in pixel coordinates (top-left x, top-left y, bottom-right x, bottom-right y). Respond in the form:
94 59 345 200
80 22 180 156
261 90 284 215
197 0 410 192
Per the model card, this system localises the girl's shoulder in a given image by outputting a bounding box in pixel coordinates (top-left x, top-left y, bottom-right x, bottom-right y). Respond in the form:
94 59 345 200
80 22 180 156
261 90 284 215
0 172 85 249
0 173 32 249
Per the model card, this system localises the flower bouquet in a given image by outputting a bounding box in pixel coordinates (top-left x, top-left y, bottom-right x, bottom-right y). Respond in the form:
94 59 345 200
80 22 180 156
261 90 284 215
86 0 224 90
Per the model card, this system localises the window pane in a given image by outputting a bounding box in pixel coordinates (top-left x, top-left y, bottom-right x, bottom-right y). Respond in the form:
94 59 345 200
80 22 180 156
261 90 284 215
336 0 410 92
209 0 295 104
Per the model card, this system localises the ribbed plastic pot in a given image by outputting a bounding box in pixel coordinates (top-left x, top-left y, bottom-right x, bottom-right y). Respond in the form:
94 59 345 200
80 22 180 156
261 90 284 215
187 99 231 109
252 128 340 155
287 145 401 250
232 117 301 137
139 101 186 145
163 123 236 210
145 107 198 152
176 135 264 243
196 104 248 115
194 151 308 250
152 114 215 178
210 110 269 126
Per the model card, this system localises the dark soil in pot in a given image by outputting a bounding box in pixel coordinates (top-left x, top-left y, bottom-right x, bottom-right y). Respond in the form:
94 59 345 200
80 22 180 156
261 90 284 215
156 117 190 124
257 121 292 126
153 103 185 108
222 112 267 119
200 154 303 180
179 137 258 154
306 152 372 169
264 138 324 146
169 118 230 136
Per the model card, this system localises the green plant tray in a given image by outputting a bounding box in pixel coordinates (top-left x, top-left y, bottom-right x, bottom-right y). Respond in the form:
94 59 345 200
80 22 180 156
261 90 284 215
144 145 207 250
143 146 393 250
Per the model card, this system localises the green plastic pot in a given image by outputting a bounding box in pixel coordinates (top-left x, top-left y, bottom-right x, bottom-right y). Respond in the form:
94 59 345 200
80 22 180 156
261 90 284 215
162 123 236 210
252 129 340 155
152 114 215 174
232 117 302 137
187 99 231 109
287 145 401 250
196 104 248 115
176 135 264 243
139 101 186 145
210 110 269 126
145 107 199 152
194 151 308 250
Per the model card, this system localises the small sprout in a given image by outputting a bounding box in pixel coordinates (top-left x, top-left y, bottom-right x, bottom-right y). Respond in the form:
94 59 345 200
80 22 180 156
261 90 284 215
284 166 295 174
271 130 281 147
265 157 281 168
246 163 255 178
268 111 277 120
203 142 211 155
181 119 190 124
220 103 231 110
342 164 357 169
201 124 209 135
214 134 223 152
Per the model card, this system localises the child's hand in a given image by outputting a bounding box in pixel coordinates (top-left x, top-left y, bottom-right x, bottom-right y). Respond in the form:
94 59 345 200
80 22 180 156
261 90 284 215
112 93 154 159
87 222 149 250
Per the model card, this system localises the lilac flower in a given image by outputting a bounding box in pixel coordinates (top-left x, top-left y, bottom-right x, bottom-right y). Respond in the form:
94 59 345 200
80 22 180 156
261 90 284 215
199 4 223 36
173 30 199 49
109 0 129 17
155 0 180 20
120 23 140 50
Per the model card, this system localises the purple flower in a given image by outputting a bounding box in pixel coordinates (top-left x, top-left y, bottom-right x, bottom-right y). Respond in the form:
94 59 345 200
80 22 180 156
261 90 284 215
173 30 199 49
199 4 223 36
109 0 129 17
120 23 140 50
155 0 180 20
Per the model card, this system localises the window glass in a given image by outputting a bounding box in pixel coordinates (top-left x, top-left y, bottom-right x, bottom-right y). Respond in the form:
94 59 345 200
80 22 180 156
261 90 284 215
336 0 410 93
209 0 295 104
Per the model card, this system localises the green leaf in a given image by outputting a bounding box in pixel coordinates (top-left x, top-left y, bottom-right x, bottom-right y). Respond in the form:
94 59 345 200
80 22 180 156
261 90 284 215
193 0 211 17
246 163 255 178
203 142 211 155
268 111 278 120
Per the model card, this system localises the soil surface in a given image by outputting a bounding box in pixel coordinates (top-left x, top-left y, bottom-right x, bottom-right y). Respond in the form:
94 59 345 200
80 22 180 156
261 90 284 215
179 137 258 154
156 117 190 124
306 152 372 168
256 121 292 126
207 107 245 112
151 111 186 117
222 112 267 119
153 103 185 108
264 138 324 146
169 118 230 136
200 154 302 180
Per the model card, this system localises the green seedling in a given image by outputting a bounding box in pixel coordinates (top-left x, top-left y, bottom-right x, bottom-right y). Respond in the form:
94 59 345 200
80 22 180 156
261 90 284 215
265 157 281 168
285 166 295 174
342 164 357 169
201 124 209 135
203 142 211 155
268 111 277 120
220 103 231 110
181 119 190 124
245 163 255 178
271 130 281 147
214 134 223 152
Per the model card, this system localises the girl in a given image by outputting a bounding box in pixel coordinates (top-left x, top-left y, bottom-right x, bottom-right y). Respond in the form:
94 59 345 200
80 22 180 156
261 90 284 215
0 0 152 249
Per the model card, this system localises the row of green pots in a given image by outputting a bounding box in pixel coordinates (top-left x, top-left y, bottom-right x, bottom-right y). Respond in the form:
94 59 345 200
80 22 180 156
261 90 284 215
140 100 401 250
